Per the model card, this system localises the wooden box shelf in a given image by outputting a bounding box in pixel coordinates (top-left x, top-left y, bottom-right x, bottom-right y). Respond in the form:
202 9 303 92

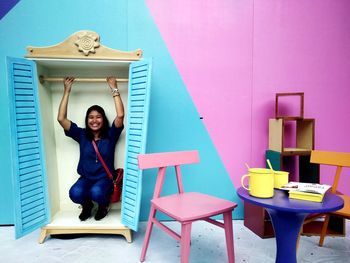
243 202 274 238
266 150 319 183
302 215 345 237
269 118 315 154
275 92 304 120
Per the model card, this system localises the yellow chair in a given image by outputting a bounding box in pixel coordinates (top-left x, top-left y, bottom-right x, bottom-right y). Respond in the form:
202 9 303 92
304 150 350 246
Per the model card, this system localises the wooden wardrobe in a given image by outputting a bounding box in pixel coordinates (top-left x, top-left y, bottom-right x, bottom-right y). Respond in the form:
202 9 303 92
6 31 152 243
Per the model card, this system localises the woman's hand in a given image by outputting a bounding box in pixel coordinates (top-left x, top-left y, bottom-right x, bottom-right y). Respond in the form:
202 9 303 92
106 76 118 91
64 77 75 93
107 77 124 128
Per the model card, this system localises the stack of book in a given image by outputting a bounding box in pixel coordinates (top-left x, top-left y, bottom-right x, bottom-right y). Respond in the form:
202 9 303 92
280 182 332 202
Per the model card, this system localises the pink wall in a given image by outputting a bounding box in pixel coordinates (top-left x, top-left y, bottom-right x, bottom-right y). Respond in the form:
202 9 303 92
146 0 350 194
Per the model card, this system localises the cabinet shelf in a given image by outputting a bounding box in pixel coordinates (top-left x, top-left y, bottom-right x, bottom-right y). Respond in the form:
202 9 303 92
280 148 312 155
7 55 151 240
269 118 315 153
39 206 132 243
302 215 345 237
34 58 130 81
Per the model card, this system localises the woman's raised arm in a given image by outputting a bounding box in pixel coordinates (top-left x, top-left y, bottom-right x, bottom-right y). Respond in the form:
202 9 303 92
57 77 74 131
107 77 124 128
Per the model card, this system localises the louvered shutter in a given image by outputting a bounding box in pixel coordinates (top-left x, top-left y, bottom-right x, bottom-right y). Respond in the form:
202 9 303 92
7 57 50 238
121 59 152 231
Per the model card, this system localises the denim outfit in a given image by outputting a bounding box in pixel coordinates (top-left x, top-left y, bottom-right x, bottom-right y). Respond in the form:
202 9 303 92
65 121 124 206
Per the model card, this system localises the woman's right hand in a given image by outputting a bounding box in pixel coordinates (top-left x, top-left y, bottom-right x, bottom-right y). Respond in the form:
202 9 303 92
64 77 75 93
58 77 74 131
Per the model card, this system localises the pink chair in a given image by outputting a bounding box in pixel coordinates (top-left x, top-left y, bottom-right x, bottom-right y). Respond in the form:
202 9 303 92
138 150 238 263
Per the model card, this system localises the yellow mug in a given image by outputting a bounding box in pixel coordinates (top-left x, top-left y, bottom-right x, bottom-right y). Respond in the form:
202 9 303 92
241 168 274 198
274 170 289 188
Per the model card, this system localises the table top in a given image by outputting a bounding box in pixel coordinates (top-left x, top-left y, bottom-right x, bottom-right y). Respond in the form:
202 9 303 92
237 187 344 213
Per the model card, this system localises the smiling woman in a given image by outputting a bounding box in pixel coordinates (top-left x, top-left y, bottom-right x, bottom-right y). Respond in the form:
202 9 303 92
85 105 110 141
87 110 104 131
57 76 125 221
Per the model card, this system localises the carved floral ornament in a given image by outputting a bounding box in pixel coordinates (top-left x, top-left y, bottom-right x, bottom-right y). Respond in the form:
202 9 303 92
25 30 142 60
74 32 100 56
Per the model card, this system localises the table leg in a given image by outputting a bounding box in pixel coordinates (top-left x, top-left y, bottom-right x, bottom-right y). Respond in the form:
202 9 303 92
266 209 307 263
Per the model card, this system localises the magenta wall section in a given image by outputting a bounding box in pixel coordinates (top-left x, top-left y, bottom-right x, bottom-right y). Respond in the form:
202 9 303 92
252 1 350 192
146 0 350 194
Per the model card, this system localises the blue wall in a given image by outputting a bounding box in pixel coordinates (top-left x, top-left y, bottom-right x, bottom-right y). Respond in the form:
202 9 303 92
0 0 240 224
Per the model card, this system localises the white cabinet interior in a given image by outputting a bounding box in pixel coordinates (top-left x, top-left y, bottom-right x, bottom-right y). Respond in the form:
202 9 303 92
36 59 132 243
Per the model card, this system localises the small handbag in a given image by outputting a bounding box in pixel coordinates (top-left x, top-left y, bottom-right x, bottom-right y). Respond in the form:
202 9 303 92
92 140 123 203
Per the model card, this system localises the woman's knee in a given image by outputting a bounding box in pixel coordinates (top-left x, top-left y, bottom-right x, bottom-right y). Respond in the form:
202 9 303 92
90 185 105 201
69 184 85 204
90 180 113 204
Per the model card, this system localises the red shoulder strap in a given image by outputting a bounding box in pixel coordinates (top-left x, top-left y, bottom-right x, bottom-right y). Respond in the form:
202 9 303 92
92 140 113 179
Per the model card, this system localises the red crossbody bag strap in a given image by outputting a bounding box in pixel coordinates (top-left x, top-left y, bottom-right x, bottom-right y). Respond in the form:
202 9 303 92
92 140 113 180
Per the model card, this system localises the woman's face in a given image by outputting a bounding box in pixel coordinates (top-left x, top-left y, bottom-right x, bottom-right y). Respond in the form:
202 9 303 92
87 110 104 132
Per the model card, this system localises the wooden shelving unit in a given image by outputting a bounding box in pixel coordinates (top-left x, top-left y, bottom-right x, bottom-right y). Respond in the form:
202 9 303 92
243 92 345 238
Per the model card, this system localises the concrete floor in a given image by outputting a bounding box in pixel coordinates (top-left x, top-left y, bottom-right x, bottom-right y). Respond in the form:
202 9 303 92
1 220 350 263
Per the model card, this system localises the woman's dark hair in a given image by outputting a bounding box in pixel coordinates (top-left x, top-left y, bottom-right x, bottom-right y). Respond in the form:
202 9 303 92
85 105 110 140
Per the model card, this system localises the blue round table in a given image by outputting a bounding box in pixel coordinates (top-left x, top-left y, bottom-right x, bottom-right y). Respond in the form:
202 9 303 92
237 187 344 263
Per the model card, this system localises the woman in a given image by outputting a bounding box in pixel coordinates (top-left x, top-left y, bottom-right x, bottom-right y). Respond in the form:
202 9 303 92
57 76 124 221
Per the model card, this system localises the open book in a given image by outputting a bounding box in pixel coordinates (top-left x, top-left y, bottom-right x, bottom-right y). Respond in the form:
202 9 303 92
280 182 332 202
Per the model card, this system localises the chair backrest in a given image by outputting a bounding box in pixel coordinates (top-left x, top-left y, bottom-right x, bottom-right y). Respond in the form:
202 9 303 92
138 150 199 169
138 150 200 198
310 150 350 193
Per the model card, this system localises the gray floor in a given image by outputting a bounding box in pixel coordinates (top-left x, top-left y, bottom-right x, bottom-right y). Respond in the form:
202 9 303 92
1 220 350 263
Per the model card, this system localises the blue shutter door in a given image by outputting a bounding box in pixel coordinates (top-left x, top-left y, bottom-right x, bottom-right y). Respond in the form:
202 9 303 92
121 59 152 231
7 57 50 238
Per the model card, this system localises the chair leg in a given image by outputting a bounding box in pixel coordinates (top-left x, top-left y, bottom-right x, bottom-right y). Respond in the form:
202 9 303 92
319 215 330 247
180 222 192 263
296 227 302 251
140 206 157 262
223 211 235 263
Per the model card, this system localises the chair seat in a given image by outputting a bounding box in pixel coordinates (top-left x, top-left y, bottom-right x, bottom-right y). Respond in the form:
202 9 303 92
152 192 237 222
332 195 350 219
